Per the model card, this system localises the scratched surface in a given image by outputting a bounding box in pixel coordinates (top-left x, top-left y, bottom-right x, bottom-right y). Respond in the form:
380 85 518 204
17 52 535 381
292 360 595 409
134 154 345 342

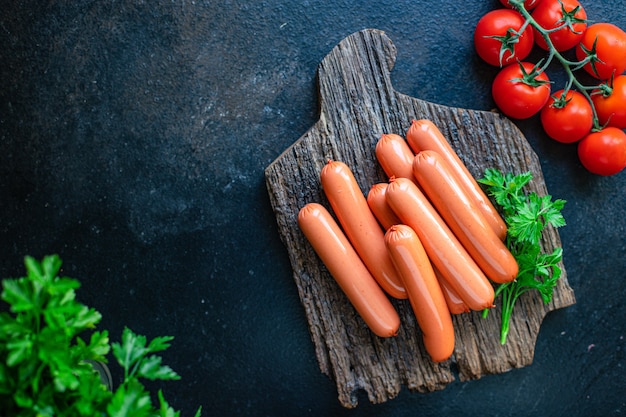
3 1 625 416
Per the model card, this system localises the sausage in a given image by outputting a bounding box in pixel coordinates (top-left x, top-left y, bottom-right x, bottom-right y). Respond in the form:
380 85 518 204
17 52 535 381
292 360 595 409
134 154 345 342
385 224 455 362
385 177 495 311
298 203 401 337
413 150 518 284
321 160 407 299
375 133 417 182
406 119 508 241
435 267 470 315
367 183 402 231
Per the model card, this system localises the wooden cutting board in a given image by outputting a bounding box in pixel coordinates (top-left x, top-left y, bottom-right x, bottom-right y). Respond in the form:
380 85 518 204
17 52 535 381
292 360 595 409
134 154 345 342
264 28 576 408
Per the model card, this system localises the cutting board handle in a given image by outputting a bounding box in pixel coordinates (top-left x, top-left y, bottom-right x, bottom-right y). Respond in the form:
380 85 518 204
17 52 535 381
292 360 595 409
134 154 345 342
317 29 402 134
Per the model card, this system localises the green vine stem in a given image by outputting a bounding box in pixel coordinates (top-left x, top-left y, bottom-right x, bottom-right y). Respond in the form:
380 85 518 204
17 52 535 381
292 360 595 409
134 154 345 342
509 0 605 130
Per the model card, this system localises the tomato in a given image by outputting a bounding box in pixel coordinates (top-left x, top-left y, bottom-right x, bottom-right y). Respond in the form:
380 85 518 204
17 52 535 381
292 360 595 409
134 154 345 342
591 75 626 129
492 62 551 119
577 127 626 176
499 0 543 11
575 23 626 80
540 90 593 143
474 9 534 67
531 0 587 51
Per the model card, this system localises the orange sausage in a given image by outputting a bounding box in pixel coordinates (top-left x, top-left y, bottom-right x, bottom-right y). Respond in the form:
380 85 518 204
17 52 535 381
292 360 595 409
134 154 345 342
375 133 417 182
406 119 507 241
367 183 402 231
385 177 495 311
435 267 470 315
413 150 518 284
298 203 401 337
385 224 455 362
321 160 407 299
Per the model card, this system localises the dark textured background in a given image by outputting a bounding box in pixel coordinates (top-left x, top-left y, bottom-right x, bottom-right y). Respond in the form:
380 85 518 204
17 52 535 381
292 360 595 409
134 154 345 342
1 1 625 416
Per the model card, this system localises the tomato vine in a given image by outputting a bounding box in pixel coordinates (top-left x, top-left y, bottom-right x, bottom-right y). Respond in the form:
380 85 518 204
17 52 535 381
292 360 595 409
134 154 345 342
475 0 626 176
510 0 601 127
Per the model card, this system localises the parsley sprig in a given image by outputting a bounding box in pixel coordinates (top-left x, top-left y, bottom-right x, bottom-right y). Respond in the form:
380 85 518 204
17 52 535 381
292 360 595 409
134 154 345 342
479 168 567 344
0 254 201 417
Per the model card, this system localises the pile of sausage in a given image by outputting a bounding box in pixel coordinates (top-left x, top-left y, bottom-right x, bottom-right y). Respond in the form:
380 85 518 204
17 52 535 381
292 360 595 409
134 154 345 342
298 119 519 363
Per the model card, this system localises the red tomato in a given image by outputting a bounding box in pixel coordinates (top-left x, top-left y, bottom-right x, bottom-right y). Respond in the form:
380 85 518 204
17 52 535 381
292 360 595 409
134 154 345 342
591 75 626 129
577 127 626 176
531 0 587 51
540 90 593 143
492 62 551 119
474 9 534 67
499 0 543 11
575 23 626 80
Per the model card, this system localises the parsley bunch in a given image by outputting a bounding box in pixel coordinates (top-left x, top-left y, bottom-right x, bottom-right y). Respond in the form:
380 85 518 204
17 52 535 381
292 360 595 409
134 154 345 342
479 168 567 344
0 254 201 417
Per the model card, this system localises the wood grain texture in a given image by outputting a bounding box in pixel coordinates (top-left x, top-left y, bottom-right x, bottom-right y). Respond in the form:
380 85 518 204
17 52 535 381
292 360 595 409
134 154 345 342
264 29 576 408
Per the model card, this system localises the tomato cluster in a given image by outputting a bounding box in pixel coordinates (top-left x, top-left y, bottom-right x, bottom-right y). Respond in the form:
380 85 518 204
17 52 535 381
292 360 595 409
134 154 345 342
475 0 626 176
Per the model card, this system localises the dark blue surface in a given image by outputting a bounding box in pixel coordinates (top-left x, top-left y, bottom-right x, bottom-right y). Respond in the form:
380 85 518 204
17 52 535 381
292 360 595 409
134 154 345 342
1 1 625 416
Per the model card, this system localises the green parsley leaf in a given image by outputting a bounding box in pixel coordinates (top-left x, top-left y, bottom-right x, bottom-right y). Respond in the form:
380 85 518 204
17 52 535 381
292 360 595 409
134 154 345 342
107 378 152 417
1 278 36 314
1 255 201 416
480 169 566 344
112 327 179 381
